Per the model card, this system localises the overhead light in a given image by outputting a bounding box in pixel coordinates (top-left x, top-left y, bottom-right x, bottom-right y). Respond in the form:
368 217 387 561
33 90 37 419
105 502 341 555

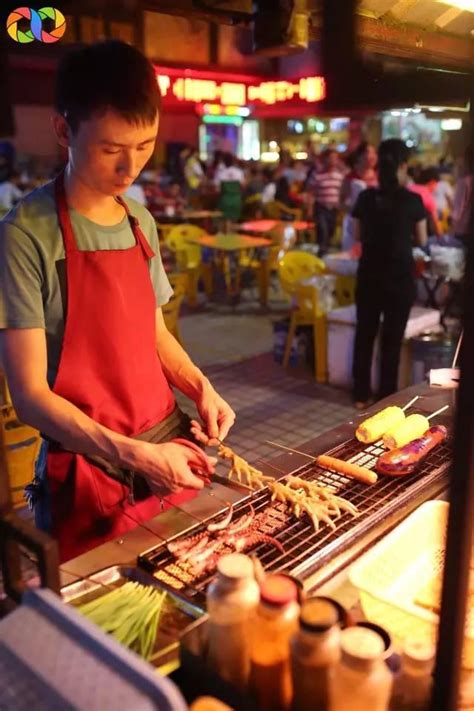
436 0 474 11
260 151 280 162
422 103 470 112
202 115 243 126
441 118 463 130
294 151 308 160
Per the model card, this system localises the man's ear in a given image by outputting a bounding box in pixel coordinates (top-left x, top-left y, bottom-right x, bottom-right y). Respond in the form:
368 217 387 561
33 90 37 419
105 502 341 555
52 113 72 149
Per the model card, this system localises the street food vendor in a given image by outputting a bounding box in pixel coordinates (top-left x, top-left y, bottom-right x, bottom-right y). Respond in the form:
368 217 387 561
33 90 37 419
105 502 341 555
0 40 235 562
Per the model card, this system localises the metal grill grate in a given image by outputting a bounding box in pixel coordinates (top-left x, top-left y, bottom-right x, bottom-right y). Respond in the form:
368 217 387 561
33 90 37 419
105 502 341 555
138 435 451 608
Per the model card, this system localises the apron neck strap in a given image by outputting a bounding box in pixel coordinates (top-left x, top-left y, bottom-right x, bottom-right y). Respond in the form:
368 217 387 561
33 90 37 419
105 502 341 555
116 195 155 260
54 171 78 253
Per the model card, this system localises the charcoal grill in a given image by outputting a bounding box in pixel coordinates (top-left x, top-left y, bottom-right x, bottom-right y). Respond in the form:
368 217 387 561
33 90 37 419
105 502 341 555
138 432 452 609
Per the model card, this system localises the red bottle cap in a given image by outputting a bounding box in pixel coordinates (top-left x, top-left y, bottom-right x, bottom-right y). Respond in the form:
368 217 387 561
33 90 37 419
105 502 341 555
260 575 297 607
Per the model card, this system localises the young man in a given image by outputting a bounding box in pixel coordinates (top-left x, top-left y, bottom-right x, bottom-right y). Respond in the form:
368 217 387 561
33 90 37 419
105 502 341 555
0 41 235 562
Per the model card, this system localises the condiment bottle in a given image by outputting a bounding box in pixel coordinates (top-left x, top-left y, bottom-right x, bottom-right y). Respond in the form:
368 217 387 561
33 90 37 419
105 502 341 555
189 697 233 711
329 626 393 711
390 638 435 710
248 574 300 711
290 597 341 711
206 553 260 687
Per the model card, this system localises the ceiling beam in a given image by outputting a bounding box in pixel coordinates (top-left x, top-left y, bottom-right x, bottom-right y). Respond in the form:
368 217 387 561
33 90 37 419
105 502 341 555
310 12 473 70
358 15 473 69
435 6 464 29
385 0 419 21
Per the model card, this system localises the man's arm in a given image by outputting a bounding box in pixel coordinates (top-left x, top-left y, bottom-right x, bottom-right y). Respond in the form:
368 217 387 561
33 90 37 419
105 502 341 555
0 328 213 491
155 308 235 443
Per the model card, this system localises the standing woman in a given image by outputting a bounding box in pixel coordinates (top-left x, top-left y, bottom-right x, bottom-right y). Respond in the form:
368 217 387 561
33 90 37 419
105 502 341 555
352 139 427 408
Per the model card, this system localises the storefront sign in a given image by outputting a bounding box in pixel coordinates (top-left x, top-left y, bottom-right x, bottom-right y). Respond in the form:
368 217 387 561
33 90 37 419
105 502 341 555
155 66 325 108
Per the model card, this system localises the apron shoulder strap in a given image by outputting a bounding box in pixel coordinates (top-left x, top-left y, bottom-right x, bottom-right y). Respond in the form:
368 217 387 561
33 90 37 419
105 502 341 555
117 195 155 260
54 172 79 253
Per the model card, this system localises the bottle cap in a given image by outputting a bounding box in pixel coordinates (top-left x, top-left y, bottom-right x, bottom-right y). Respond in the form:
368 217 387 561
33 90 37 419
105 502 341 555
190 697 233 711
260 574 297 607
340 627 384 667
216 553 254 581
299 598 339 633
403 638 435 670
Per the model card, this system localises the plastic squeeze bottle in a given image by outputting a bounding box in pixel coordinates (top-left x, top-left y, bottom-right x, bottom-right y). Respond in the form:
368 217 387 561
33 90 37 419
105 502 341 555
206 553 260 687
248 574 300 711
329 626 393 711
390 638 435 710
290 597 341 711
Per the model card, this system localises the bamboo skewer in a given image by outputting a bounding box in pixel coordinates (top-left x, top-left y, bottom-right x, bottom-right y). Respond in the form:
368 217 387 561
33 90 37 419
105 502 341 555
265 440 316 460
452 331 463 369
427 404 450 421
402 395 419 411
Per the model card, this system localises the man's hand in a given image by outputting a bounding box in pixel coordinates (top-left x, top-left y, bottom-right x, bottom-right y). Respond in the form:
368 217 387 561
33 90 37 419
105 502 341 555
190 386 236 447
130 440 217 494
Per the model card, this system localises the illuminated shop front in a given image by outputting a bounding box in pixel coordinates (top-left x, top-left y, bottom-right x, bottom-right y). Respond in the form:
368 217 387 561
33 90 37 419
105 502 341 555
153 65 326 160
381 106 469 163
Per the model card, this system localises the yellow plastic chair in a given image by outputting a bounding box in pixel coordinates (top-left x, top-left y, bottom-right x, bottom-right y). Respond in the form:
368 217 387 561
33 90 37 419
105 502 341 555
156 222 174 244
165 224 212 306
281 284 328 384
439 208 450 235
242 193 262 219
264 200 303 222
278 251 328 383
162 273 188 344
0 397 41 509
237 224 298 306
278 250 326 286
333 274 357 306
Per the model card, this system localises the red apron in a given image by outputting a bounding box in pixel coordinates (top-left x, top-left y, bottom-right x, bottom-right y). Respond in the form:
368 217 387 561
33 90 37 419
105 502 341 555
48 173 195 562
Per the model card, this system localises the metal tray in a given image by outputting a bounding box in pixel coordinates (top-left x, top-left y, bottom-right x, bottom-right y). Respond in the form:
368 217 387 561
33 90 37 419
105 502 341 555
61 565 204 674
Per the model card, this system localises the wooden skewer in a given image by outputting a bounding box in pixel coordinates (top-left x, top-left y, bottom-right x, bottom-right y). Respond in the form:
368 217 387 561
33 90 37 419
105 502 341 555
402 395 419 411
452 331 463 369
427 404 450 421
265 440 316 460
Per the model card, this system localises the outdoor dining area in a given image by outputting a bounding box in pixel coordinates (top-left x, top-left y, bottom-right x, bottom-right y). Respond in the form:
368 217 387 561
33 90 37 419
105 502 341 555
158 202 464 391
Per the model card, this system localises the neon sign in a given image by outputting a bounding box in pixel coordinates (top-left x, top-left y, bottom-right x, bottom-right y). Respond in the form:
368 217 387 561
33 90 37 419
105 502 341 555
155 68 325 107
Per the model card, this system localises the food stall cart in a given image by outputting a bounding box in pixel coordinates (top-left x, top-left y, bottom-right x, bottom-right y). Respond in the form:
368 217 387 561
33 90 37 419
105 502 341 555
42 383 462 701
0 377 470 708
0 0 472 708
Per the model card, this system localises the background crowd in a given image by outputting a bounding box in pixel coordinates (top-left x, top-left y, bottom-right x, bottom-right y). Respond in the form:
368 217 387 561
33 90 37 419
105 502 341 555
0 139 472 260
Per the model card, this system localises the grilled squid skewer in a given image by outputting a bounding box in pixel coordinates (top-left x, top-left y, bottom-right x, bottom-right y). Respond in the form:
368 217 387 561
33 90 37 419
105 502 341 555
207 503 233 532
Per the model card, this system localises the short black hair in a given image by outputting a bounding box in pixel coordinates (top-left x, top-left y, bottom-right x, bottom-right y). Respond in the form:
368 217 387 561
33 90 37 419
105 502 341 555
420 167 440 184
55 40 161 133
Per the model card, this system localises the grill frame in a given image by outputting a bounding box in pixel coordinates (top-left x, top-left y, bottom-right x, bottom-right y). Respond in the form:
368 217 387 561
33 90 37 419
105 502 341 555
138 432 451 609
